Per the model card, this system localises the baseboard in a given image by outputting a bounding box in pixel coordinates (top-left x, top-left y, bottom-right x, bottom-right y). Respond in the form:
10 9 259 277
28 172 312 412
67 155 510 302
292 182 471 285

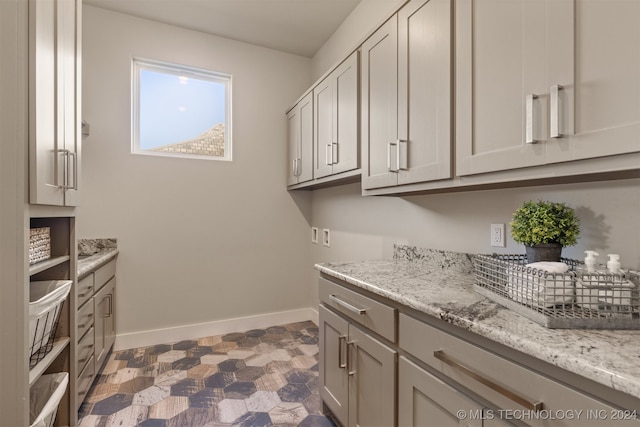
114 307 319 351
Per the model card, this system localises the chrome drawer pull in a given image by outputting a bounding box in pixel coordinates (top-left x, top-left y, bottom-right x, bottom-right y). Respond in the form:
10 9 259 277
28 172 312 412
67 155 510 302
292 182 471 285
329 294 367 315
347 340 356 376
338 336 347 369
433 350 543 411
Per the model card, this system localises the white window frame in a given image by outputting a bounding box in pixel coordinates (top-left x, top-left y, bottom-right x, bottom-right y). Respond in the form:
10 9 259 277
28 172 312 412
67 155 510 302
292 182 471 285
132 58 232 161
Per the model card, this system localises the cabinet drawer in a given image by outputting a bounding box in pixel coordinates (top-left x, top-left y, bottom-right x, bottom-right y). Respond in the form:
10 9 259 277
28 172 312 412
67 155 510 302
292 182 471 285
399 313 637 426
77 326 94 375
77 273 94 307
319 277 396 341
76 299 95 341
95 259 116 291
76 353 95 411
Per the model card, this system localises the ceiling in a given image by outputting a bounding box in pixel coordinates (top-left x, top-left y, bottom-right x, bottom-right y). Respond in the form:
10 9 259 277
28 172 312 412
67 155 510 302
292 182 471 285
83 0 361 58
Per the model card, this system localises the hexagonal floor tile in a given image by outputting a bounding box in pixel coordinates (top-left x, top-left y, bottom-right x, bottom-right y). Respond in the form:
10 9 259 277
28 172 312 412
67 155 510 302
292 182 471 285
218 358 246 372
244 390 281 413
105 404 149 426
200 353 229 365
172 340 198 351
187 363 219 379
119 376 155 394
172 356 200 371
188 388 224 409
255 373 288 393
204 371 235 389
154 369 188 387
277 383 311 403
133 385 171 406
216 398 248 423
235 366 265 382
91 393 134 416
223 381 257 399
170 378 204 396
285 369 315 385
148 395 189 419
268 402 309 426
232 411 272 427
157 350 187 364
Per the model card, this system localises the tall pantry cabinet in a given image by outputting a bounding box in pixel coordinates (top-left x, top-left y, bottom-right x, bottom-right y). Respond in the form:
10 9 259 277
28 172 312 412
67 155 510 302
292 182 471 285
456 0 640 176
1 0 82 426
30 0 82 206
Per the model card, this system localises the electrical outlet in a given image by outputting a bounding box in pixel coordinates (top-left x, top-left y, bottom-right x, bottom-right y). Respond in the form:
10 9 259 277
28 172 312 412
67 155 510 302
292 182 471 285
323 229 331 247
490 223 506 247
311 227 318 244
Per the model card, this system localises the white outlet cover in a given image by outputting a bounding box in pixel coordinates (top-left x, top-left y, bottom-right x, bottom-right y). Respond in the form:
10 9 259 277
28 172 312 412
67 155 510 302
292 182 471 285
490 223 506 247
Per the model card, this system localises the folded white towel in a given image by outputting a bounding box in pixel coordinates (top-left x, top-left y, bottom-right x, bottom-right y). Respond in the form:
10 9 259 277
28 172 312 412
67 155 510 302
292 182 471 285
507 262 573 308
525 262 569 273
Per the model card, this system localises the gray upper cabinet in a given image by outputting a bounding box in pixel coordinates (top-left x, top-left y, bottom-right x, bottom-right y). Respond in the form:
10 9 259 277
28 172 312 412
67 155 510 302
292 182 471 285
287 92 314 186
456 0 640 177
313 51 359 179
29 0 82 206
362 0 452 191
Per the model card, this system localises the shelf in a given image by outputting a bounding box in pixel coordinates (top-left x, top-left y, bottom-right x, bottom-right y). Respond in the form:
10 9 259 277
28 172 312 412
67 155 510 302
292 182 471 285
29 255 70 276
28 337 70 387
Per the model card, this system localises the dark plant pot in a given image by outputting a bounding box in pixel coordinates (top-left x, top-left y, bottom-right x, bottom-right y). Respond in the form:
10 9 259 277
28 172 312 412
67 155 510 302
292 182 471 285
525 243 563 263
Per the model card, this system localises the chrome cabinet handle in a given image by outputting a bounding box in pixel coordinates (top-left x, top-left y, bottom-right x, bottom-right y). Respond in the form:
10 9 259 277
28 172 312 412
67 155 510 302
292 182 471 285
398 139 408 170
387 141 399 172
332 142 338 165
292 159 298 177
347 340 356 376
70 151 78 190
550 85 563 138
525 94 538 144
329 294 367 315
338 335 347 369
326 144 332 165
434 350 543 411
105 294 113 318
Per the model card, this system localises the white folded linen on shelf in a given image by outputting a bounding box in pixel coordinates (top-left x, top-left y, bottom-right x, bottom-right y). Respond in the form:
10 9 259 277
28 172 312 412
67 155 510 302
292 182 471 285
506 261 574 308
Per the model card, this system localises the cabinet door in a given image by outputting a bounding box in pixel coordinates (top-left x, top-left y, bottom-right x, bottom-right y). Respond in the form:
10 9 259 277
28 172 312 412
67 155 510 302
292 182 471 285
455 0 568 176
298 93 314 183
29 0 81 206
94 277 115 367
29 0 64 206
399 357 482 427
314 77 335 179
361 16 399 190
286 92 313 185
287 104 301 186
397 0 452 185
348 324 396 427
333 51 359 176
551 0 640 162
319 306 349 426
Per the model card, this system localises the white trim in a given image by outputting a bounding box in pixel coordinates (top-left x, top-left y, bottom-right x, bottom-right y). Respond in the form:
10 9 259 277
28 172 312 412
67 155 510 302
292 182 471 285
114 307 318 351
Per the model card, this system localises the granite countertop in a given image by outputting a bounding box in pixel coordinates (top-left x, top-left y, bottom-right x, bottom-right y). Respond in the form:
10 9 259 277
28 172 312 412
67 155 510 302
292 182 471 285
77 238 119 279
315 245 640 400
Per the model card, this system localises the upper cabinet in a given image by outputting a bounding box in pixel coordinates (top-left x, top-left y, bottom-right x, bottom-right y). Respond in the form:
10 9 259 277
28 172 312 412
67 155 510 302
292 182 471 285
29 0 82 206
362 0 452 190
314 52 359 179
456 0 640 176
287 92 314 186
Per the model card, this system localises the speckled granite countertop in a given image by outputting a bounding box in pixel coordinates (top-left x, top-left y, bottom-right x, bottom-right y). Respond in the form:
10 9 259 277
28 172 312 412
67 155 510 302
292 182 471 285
77 238 119 279
315 245 640 400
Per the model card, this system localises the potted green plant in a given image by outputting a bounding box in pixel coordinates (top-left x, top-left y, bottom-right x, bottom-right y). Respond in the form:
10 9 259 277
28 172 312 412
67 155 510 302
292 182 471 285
510 200 580 263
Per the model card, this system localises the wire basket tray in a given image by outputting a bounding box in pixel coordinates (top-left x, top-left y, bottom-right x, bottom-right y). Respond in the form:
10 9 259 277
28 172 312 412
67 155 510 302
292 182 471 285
473 254 640 329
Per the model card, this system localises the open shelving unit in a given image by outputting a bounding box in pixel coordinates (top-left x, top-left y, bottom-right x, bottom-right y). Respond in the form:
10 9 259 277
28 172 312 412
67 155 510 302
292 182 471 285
28 215 76 427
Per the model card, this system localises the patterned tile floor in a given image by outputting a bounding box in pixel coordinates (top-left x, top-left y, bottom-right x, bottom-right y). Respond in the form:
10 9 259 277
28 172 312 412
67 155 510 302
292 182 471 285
78 321 337 427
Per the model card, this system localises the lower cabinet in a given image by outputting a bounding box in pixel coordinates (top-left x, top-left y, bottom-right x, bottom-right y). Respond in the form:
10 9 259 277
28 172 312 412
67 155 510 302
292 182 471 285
319 305 396 427
319 274 640 427
75 258 116 412
399 356 483 427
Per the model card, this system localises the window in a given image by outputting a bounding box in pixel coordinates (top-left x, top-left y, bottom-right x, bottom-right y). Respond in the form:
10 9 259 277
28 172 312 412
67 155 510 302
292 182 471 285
132 58 232 161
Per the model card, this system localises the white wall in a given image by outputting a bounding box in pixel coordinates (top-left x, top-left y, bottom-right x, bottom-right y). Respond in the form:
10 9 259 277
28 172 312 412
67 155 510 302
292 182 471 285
80 6 314 340
311 0 401 80
309 0 640 304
